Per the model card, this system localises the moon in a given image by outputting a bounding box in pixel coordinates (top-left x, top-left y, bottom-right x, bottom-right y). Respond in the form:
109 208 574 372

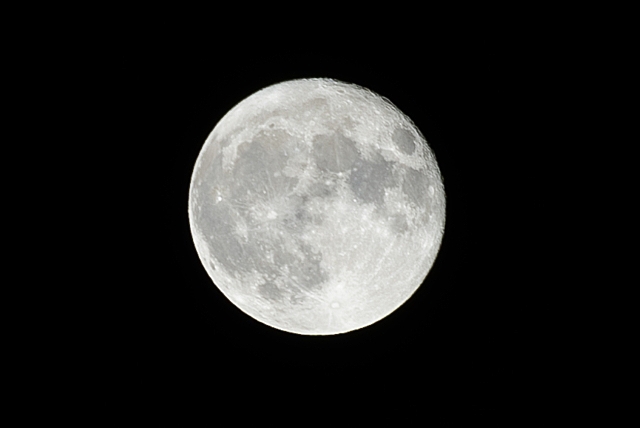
188 78 445 335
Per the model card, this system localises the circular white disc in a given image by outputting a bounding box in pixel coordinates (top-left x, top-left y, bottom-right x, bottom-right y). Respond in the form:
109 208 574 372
189 78 445 335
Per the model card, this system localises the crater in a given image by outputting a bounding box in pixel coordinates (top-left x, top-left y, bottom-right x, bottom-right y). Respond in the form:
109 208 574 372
392 128 416 155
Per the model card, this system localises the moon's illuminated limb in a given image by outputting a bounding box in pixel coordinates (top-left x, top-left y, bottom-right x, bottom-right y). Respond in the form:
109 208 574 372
188 78 445 335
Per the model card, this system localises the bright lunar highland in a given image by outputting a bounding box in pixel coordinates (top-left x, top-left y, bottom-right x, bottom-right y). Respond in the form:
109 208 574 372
188 78 445 335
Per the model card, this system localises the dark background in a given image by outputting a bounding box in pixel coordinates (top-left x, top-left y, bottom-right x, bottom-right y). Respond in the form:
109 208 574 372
95 17 557 423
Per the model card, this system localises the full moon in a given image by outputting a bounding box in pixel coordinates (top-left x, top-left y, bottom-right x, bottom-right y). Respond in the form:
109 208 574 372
188 78 445 335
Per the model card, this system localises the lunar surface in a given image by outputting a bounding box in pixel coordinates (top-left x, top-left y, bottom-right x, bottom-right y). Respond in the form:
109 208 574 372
188 78 445 335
